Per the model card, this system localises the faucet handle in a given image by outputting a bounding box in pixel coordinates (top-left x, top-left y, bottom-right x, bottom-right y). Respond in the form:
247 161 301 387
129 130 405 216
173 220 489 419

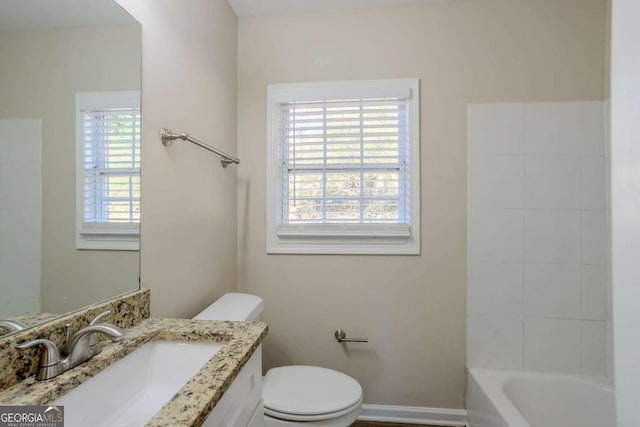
63 323 125 361
89 310 111 325
17 339 61 365
17 339 62 380
88 311 115 351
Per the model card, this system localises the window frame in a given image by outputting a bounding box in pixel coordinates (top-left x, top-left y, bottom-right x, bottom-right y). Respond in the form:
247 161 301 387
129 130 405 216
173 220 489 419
75 91 141 251
266 78 420 255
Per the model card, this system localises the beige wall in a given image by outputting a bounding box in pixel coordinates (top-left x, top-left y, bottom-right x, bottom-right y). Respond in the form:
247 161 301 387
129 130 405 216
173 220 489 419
237 0 606 408
0 25 141 314
115 0 239 317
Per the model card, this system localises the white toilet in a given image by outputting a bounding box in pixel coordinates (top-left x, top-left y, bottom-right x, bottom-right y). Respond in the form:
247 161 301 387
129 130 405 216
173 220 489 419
194 293 363 427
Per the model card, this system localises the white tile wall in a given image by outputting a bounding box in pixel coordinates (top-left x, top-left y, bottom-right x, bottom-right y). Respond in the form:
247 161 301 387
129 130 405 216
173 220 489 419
604 100 613 379
0 163 41 208
524 263 580 319
468 209 523 262
524 318 581 373
524 102 582 155
524 156 581 209
0 119 42 318
581 156 606 210
469 156 524 209
0 296 40 318
582 265 607 320
582 321 607 376
468 262 523 316
0 209 41 255
0 254 41 299
582 101 606 155
0 119 42 164
524 210 581 264
467 315 523 370
467 101 609 376
581 211 607 265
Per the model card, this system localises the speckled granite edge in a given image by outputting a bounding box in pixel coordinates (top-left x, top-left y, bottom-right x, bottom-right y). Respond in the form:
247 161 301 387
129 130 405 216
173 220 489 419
0 318 268 427
0 289 150 391
145 319 268 427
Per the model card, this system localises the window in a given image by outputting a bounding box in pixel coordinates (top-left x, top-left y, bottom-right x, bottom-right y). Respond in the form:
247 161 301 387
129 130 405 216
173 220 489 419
267 79 420 254
76 91 141 250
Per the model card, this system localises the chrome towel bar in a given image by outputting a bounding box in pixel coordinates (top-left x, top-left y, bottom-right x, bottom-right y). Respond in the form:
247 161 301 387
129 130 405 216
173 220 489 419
334 329 368 343
161 128 240 168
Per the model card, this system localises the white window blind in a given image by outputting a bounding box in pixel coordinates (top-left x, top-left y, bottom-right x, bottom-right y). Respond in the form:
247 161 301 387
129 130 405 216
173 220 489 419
278 97 410 233
76 91 141 250
267 79 420 254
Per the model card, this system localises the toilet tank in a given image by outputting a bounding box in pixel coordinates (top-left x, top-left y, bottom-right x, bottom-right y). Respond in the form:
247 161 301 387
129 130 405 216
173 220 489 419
193 293 264 321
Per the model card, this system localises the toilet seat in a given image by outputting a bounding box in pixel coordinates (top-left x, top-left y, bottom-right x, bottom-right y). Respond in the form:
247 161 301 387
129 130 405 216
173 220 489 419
265 396 363 422
263 365 363 422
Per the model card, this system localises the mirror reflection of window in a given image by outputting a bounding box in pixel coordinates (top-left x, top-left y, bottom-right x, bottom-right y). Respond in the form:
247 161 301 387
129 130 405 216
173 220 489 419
76 91 141 251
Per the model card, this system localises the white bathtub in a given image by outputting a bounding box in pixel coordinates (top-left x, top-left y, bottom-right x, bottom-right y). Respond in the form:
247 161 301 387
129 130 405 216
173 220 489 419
467 368 615 427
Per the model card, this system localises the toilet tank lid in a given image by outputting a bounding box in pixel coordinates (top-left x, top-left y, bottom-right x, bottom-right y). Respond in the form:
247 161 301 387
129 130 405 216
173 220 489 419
193 293 264 321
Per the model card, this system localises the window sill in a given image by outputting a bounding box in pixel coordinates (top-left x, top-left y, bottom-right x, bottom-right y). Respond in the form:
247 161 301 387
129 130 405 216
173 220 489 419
76 234 140 251
277 223 411 238
267 233 419 255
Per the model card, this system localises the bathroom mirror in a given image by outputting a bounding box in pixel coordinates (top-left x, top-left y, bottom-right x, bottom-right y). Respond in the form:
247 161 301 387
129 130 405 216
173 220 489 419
0 0 142 336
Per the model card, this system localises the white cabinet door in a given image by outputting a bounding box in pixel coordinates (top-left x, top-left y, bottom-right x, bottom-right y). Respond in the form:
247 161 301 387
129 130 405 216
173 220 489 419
202 345 262 427
246 401 265 427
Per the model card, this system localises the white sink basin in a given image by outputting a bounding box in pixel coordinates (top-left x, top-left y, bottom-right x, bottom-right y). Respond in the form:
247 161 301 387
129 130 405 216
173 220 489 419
54 340 224 427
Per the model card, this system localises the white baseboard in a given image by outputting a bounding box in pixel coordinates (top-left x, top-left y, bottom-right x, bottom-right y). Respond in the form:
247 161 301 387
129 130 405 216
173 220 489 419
358 404 468 426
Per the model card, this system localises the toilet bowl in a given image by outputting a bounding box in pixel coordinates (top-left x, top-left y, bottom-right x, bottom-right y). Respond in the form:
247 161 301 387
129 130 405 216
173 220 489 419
194 293 363 427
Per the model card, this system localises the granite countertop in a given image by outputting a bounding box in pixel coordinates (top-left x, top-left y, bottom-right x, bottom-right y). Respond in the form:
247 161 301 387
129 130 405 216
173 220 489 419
1 313 59 338
0 318 268 427
9 312 60 327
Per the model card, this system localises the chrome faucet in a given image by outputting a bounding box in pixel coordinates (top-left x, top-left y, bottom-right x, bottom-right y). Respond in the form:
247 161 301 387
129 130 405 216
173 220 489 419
16 311 125 380
0 319 28 334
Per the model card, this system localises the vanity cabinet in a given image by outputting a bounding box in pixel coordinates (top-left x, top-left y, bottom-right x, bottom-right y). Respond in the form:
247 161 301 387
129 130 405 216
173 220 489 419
202 345 263 427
